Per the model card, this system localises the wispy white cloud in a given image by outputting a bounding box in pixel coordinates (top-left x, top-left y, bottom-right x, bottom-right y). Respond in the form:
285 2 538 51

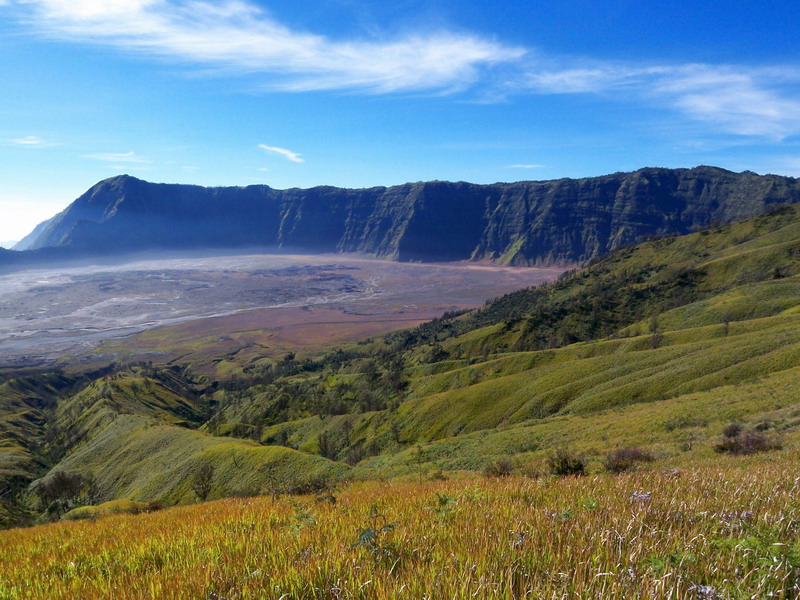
654 65 800 139
16 0 524 94
521 61 800 140
8 135 59 147
505 163 546 169
523 66 655 94
9 1 800 140
258 144 303 163
85 150 151 163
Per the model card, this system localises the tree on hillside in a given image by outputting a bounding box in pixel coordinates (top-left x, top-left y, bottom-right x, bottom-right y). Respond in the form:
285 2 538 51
192 462 215 501
36 471 93 506
317 432 337 460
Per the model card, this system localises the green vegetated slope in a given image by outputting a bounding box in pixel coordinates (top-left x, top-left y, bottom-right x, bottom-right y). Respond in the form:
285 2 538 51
5 203 800 528
0 365 345 528
0 372 85 525
209 204 800 474
39 368 345 504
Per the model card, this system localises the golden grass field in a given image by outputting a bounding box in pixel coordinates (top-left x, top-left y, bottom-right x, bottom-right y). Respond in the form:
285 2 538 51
2 456 799 599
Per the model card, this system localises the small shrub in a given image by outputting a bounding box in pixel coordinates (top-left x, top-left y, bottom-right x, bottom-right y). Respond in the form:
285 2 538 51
286 475 333 496
518 464 542 479
547 448 586 477
353 513 399 567
288 503 316 533
425 493 458 521
604 447 654 473
482 457 515 478
722 422 743 438
428 470 448 481
715 430 782 455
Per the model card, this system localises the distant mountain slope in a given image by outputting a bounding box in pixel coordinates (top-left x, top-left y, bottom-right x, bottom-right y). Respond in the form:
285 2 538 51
0 245 87 272
17 166 800 265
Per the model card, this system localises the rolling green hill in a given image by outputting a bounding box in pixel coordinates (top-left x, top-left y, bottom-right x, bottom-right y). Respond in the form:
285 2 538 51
200 203 800 471
4 202 800 528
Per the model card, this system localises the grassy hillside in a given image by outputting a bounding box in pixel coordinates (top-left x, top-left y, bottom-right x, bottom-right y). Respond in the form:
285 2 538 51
39 368 346 506
391 203 800 354
4 203 800 529
2 461 799 599
0 371 87 526
0 366 346 528
201 204 800 473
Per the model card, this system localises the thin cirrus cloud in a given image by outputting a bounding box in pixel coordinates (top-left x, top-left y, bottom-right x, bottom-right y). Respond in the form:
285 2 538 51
654 65 800 140
258 144 304 163
6 0 800 140
522 63 800 140
85 150 151 164
9 135 59 147
506 164 545 169
14 0 524 94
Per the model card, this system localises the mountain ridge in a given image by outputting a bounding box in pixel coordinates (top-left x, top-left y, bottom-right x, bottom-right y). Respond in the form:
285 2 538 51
14 166 800 266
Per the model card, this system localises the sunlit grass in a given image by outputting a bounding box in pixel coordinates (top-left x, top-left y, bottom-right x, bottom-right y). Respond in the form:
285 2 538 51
2 460 799 599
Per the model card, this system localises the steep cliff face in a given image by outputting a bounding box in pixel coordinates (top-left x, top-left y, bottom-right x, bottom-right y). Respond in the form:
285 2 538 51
470 167 800 265
16 167 800 265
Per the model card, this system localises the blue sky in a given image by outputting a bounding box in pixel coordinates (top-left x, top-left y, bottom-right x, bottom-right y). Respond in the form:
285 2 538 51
2 0 800 243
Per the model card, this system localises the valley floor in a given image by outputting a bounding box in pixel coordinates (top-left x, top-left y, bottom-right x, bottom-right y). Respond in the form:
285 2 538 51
0 253 561 371
1 457 798 599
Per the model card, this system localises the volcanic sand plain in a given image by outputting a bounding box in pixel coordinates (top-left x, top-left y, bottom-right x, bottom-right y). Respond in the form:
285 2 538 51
0 253 564 373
